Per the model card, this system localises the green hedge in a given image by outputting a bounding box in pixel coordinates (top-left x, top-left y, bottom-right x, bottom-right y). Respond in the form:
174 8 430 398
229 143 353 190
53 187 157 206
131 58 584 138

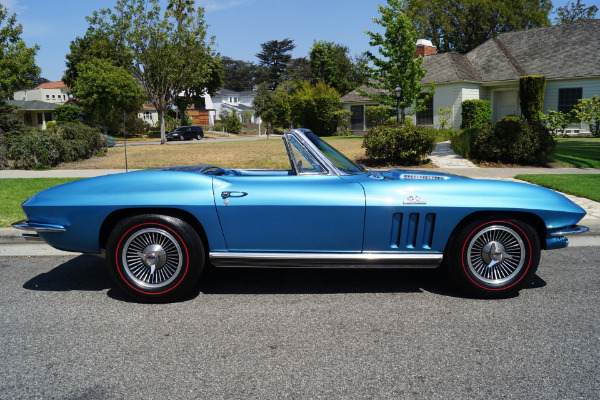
363 124 437 165
8 124 106 170
471 116 555 164
461 100 491 129
519 76 546 122
450 127 480 159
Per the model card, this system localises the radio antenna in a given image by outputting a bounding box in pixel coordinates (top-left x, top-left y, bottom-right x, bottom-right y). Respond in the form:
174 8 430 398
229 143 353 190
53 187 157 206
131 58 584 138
123 109 128 172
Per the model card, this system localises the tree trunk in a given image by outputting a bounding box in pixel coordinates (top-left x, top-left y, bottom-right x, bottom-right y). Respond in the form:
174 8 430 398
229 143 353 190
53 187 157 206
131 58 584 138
159 109 166 144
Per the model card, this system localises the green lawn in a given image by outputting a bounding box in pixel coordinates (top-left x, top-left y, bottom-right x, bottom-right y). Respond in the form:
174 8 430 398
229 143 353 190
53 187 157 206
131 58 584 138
549 138 600 168
0 178 81 227
515 174 600 202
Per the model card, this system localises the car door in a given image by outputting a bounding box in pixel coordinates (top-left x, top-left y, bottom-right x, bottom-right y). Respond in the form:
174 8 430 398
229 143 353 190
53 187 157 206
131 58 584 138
213 135 365 253
213 175 365 252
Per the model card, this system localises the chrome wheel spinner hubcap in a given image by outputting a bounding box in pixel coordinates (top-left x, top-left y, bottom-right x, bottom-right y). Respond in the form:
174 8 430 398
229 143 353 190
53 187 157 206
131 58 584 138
122 228 183 289
467 225 525 285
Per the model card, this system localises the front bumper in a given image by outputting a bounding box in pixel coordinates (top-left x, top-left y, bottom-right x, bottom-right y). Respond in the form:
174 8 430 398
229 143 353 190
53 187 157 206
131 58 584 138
546 225 589 250
12 220 66 242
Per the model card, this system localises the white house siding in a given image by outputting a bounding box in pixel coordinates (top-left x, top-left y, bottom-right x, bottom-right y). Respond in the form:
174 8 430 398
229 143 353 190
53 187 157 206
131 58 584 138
14 87 71 103
408 83 481 129
544 77 600 134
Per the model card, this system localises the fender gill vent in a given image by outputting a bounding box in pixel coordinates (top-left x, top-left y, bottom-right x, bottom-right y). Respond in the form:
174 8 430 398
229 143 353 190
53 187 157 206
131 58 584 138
401 174 447 180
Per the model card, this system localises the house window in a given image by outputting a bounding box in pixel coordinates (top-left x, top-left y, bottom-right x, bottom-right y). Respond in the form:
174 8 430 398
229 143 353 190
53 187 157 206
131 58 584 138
44 112 53 122
143 112 153 121
350 105 364 131
558 88 582 113
52 95 55 99
416 93 434 125
46 95 50 99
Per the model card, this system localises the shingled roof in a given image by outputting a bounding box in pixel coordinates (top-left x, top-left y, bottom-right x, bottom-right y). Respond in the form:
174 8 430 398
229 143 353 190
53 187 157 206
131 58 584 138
343 20 600 102
423 19 600 84
6 100 59 111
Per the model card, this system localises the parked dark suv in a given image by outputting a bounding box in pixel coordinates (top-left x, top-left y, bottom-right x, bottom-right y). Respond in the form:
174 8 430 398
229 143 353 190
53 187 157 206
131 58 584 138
166 126 204 141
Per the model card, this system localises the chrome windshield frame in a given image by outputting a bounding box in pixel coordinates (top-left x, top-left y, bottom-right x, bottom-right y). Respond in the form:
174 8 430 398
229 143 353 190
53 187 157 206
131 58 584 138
283 129 366 176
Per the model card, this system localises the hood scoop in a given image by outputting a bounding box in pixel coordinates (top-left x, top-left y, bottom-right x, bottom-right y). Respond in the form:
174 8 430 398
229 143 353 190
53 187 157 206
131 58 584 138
401 174 448 180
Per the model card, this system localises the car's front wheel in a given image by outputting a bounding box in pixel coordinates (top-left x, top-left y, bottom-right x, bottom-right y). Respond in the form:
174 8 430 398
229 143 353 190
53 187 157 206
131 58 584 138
106 215 204 302
448 217 540 298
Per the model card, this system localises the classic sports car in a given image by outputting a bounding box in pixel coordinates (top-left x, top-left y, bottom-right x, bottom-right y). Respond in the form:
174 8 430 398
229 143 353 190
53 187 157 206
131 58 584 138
14 129 588 302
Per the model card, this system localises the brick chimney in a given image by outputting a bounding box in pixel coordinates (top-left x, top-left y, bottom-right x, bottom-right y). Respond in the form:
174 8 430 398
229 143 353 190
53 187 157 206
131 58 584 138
414 39 436 58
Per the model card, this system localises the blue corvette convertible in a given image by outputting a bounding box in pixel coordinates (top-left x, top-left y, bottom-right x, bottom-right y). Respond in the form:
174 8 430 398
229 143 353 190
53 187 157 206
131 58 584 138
14 129 588 301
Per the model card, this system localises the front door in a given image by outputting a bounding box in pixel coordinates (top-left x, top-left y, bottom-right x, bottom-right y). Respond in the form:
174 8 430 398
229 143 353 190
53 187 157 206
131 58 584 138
493 90 519 122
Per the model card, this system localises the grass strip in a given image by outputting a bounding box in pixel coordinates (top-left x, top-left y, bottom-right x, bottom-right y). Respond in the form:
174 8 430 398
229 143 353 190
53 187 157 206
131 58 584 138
0 178 81 227
515 174 600 202
548 138 600 168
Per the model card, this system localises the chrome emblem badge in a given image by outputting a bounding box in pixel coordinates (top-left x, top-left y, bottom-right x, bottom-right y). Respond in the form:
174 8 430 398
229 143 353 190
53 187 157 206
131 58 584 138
403 196 426 204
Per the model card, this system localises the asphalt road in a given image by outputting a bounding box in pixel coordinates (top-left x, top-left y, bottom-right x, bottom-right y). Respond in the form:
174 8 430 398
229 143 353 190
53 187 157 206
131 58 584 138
1 247 598 399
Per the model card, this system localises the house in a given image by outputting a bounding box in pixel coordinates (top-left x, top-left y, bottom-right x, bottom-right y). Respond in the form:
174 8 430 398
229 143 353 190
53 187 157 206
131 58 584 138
342 20 600 135
5 99 59 130
13 81 72 104
138 103 159 127
204 88 261 126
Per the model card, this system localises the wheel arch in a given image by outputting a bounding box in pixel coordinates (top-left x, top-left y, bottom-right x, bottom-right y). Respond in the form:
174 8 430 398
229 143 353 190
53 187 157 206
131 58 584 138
99 208 210 252
445 211 547 254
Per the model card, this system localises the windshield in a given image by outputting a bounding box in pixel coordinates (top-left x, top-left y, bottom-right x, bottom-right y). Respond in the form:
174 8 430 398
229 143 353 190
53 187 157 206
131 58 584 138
304 132 365 175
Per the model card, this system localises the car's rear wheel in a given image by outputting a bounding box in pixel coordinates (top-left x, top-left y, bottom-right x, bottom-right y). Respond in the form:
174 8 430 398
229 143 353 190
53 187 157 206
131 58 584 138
197 134 202 140
106 215 204 302
448 217 540 298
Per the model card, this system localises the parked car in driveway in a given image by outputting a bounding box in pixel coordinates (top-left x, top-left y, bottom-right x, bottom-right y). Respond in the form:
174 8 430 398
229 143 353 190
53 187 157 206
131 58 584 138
166 126 204 141
13 129 588 302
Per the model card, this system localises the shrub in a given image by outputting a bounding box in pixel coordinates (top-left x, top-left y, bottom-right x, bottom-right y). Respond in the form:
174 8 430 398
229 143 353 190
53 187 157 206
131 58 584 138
9 133 65 169
365 105 394 127
362 124 437 165
471 116 555 164
332 110 351 136
573 95 600 137
290 81 340 135
59 123 106 157
519 76 546 122
540 110 575 136
0 132 8 169
55 104 81 125
461 100 491 129
450 127 481 159
438 106 454 130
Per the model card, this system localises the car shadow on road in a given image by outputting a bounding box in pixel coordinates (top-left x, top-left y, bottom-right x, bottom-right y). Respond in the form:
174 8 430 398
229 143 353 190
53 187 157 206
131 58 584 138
22 255 111 293
21 255 546 301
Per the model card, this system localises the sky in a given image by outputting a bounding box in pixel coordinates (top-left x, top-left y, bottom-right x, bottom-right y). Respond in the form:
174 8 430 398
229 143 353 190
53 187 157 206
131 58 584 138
3 0 591 82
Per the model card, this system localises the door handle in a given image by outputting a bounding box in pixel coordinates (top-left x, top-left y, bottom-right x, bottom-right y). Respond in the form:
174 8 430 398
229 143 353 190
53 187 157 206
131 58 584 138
221 191 248 198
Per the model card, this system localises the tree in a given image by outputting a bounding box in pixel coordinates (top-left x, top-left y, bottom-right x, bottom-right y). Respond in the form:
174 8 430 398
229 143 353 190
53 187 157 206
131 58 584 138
71 58 145 134
0 4 41 97
55 105 81 125
361 0 432 124
401 0 552 54
573 96 600 137
88 0 218 143
252 82 290 134
281 57 312 82
290 80 341 136
309 41 362 95
63 28 126 87
222 57 258 91
555 0 598 24
256 39 295 90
